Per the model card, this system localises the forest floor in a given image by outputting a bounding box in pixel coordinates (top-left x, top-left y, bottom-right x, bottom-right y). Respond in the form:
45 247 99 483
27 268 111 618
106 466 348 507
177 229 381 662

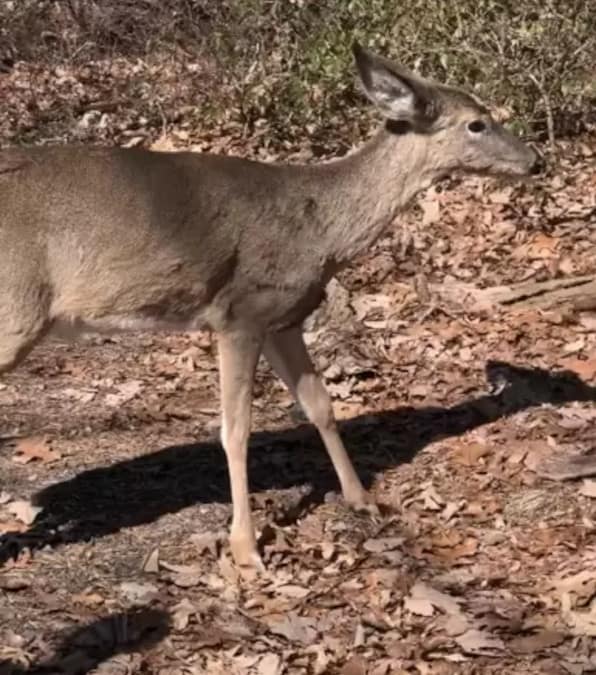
1 61 596 675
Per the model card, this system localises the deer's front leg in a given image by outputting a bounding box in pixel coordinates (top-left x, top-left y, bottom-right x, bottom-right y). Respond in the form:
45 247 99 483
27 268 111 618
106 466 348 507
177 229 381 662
218 329 263 571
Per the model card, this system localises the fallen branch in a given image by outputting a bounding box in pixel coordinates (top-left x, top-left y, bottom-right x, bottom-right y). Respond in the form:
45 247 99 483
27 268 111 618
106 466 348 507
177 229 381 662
534 452 596 481
435 274 596 313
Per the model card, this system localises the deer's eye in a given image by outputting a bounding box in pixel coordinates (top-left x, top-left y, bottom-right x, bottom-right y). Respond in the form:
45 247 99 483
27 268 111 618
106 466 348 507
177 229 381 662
467 120 486 134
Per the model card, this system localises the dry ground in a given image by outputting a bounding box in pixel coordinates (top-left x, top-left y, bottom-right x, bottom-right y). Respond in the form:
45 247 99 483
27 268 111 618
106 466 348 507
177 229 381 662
1 133 596 674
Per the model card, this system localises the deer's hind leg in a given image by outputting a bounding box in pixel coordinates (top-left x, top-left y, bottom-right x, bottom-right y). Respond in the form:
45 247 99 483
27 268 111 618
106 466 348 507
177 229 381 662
264 326 375 510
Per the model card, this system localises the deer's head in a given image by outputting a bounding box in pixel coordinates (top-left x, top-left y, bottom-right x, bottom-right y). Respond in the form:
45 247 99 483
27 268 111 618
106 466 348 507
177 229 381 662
353 43 543 178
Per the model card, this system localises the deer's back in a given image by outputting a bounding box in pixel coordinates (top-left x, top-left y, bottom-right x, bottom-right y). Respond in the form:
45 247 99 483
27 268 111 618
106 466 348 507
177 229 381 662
0 146 331 333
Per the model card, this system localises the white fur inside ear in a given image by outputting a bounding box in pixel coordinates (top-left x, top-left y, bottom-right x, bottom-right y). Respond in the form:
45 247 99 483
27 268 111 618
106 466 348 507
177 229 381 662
376 88 416 119
367 69 417 120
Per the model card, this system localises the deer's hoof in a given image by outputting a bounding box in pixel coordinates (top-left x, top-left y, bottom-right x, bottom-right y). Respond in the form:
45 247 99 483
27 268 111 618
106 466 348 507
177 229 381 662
230 537 265 575
345 490 381 517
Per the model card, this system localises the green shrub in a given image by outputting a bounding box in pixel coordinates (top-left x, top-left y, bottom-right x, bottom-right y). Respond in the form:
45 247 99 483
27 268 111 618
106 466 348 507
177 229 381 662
1 0 594 148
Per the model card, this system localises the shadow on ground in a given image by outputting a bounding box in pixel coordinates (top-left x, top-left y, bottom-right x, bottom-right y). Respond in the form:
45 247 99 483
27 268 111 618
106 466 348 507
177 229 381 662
1 360 595 564
0 607 169 675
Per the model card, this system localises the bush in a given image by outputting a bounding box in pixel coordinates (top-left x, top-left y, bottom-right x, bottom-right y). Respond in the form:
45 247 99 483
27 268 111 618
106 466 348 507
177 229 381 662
1 0 594 149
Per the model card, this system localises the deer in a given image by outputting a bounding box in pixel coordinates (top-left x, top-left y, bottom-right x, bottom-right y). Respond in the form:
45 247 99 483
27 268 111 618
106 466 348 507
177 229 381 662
0 43 542 571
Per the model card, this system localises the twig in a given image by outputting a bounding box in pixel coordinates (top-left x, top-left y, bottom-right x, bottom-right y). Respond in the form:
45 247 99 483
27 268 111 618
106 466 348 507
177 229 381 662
154 99 168 138
528 72 555 150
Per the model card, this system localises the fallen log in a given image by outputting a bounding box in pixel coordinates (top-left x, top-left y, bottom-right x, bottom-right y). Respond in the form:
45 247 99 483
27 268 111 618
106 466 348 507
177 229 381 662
435 274 596 313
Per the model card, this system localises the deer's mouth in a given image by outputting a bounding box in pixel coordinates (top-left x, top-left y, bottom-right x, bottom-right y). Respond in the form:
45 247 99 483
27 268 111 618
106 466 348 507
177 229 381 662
458 159 538 179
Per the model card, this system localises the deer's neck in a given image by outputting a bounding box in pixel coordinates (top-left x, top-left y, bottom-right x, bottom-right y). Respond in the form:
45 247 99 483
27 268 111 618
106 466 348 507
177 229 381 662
313 125 440 266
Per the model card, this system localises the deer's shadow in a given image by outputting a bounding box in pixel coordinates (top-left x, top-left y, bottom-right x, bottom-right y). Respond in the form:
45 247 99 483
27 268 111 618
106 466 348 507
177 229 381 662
1 360 595 563
0 607 169 675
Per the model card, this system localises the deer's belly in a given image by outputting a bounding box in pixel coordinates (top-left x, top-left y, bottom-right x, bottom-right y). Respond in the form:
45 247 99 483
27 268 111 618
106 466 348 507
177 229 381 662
49 312 211 340
228 282 327 333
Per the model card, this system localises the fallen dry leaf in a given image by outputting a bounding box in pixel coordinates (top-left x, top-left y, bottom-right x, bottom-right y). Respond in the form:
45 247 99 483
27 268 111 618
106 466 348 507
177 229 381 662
12 436 61 465
419 483 445 511
559 356 596 381
421 193 441 224
119 581 159 605
6 500 43 525
0 574 32 591
579 479 596 498
404 593 434 617
550 570 596 606
508 629 566 654
151 134 177 152
431 529 462 548
0 518 29 534
566 612 596 637
340 656 367 675
454 628 505 655
266 612 318 645
443 613 470 637
165 562 202 588
218 553 241 585
105 380 143 406
454 442 490 466
142 547 160 573
172 597 196 631
441 501 463 522
275 584 311 599
62 387 96 403
320 541 335 560
257 653 283 675
436 537 479 562
561 594 596 637
190 529 225 557
363 536 404 554
366 568 401 590
404 582 463 619
306 644 332 675
513 233 560 260
71 592 105 607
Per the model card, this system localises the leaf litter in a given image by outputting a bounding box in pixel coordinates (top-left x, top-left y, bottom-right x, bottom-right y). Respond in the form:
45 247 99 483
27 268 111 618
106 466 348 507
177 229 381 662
0 86 595 675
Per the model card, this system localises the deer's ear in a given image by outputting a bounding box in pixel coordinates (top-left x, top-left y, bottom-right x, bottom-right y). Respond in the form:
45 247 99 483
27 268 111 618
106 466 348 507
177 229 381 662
352 42 438 125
